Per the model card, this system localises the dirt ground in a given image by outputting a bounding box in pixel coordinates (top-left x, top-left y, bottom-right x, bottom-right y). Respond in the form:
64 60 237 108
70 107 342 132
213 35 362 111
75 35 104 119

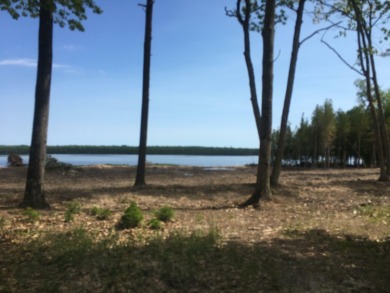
1 165 390 292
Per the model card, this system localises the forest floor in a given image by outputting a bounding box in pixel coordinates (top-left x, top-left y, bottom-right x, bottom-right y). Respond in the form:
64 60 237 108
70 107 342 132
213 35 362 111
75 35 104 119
0 165 389 292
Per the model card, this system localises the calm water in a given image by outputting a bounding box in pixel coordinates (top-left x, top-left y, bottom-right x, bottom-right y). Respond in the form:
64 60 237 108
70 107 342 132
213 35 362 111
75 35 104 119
0 154 258 167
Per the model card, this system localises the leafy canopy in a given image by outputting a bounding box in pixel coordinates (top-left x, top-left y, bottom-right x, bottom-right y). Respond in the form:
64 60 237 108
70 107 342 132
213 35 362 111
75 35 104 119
0 0 102 31
226 0 294 32
314 0 390 52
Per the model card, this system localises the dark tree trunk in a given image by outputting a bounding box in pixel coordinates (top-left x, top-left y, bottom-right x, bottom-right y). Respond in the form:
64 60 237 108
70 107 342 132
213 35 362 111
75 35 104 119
270 0 305 186
239 0 262 139
368 42 390 177
240 0 275 208
357 133 361 168
312 130 318 168
135 0 154 187
20 0 53 209
350 0 388 181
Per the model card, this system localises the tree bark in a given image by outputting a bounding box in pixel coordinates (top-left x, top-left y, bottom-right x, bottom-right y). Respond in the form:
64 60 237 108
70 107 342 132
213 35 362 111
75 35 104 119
240 0 276 208
368 39 390 177
350 0 388 181
239 0 262 139
257 0 275 201
271 0 305 186
20 0 53 209
135 0 154 187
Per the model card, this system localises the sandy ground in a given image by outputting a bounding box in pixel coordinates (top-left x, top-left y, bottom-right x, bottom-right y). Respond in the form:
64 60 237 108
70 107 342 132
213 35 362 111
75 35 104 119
1 165 389 241
1 165 390 292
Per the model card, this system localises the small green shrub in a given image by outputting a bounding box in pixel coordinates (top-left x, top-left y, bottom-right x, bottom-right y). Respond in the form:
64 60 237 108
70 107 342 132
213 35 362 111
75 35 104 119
66 201 82 214
90 206 99 216
117 202 143 230
90 206 112 220
64 211 74 223
64 201 82 223
154 206 175 222
149 218 162 230
23 207 40 222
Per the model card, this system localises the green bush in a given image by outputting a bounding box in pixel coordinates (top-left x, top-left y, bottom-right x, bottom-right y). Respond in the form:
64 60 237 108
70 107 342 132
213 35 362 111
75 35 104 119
154 206 175 222
149 218 162 230
117 202 143 230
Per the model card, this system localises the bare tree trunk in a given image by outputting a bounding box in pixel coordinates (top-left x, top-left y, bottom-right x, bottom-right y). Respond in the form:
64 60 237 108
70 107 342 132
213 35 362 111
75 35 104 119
357 133 361 168
350 0 388 181
20 0 53 209
242 0 262 139
135 0 154 187
312 130 318 168
271 0 305 186
231 0 262 139
369 48 390 176
240 0 275 208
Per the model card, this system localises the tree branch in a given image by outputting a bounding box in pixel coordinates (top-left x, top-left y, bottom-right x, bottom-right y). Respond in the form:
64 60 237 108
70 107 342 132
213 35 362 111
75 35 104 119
300 21 342 45
320 35 364 76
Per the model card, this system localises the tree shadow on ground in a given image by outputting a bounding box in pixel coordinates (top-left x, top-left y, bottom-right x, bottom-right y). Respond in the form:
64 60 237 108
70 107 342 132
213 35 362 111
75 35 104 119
1 228 389 292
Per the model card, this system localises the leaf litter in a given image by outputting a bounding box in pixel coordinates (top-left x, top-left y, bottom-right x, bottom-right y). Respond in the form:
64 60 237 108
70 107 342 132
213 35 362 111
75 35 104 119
0 166 389 292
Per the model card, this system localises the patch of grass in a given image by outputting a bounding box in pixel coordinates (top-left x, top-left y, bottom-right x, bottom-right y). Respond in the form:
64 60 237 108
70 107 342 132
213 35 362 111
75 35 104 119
90 206 112 220
154 206 175 222
64 201 82 223
281 228 301 238
10 227 225 291
358 204 390 222
66 201 82 214
281 222 307 238
118 196 131 204
22 207 40 222
194 214 204 223
5 224 390 292
117 202 143 230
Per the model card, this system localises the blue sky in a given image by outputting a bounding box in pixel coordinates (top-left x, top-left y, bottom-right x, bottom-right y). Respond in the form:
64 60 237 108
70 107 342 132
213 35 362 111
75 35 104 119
1 0 389 148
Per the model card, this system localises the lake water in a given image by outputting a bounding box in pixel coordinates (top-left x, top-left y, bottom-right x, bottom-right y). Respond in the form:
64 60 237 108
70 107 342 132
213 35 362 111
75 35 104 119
0 154 258 167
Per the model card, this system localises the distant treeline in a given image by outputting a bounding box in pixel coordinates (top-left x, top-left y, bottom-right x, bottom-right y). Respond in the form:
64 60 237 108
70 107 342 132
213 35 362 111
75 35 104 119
0 145 259 156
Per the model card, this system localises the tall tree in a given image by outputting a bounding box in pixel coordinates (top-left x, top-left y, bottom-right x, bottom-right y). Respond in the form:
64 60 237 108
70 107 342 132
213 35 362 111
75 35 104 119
135 0 155 187
347 104 370 166
1 0 102 208
227 0 277 207
226 0 262 139
352 0 390 180
335 109 351 167
311 99 336 168
23 0 53 209
271 0 343 184
270 0 306 185
317 0 390 180
244 0 276 207
294 114 312 166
